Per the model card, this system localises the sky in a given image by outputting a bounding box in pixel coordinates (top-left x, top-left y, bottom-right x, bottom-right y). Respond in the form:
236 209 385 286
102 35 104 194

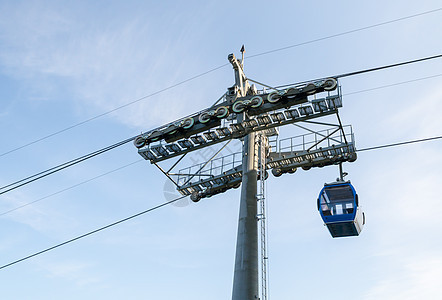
0 1 441 299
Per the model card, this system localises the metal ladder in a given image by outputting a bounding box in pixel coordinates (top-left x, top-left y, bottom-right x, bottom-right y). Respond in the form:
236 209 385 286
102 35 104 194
257 134 269 300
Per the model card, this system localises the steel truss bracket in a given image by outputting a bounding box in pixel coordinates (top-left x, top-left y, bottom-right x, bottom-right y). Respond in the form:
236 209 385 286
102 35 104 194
138 97 342 163
134 78 341 154
269 124 357 177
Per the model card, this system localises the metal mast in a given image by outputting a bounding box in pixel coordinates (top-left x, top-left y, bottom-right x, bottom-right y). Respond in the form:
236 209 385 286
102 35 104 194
134 47 358 300
230 48 260 300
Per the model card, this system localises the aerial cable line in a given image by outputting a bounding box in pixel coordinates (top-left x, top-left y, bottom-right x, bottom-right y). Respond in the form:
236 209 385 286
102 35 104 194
356 135 442 152
0 136 136 196
0 195 188 271
342 73 442 96
0 64 228 158
1 68 441 197
1 7 440 159
1 68 440 213
276 54 442 89
1 64 437 212
246 8 442 60
0 160 143 217
334 54 442 79
0 135 441 271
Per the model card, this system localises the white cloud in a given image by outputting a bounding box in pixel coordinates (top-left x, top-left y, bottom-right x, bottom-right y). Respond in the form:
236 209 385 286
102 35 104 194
0 2 222 130
385 80 442 137
39 259 103 287
0 190 80 238
363 254 442 300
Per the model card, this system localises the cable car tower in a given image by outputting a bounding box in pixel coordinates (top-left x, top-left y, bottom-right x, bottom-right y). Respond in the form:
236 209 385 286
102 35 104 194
134 47 362 300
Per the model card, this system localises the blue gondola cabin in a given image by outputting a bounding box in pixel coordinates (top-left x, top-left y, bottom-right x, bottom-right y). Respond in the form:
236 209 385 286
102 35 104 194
318 181 365 238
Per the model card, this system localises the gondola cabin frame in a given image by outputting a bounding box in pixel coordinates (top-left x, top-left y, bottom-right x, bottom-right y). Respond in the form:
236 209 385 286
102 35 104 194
317 181 365 238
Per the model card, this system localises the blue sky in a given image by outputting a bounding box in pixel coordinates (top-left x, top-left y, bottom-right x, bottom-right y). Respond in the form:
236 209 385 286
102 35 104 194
0 1 441 299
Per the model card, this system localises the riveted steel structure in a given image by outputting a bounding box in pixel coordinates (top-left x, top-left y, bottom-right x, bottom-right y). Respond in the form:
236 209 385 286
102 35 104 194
134 48 357 300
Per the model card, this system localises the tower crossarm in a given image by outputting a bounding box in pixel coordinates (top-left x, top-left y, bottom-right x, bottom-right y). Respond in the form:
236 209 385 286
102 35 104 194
134 78 340 156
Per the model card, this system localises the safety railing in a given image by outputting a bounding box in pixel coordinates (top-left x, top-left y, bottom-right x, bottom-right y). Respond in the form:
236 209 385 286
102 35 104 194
278 125 354 154
176 151 243 186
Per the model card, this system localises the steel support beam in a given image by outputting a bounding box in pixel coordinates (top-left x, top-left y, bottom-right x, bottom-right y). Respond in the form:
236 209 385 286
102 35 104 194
232 131 259 300
230 49 259 299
